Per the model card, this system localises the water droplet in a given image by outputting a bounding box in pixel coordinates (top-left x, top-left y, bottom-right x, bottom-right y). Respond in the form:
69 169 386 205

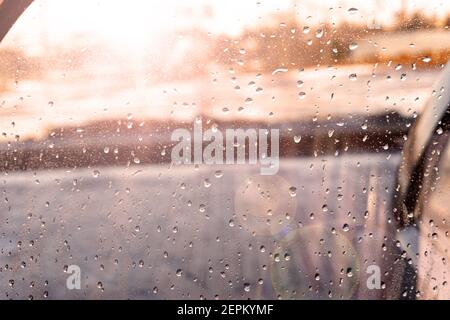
349 73 357 81
349 43 358 50
289 186 297 197
346 268 353 277
272 68 288 75
274 253 281 262
315 29 324 38
328 129 334 138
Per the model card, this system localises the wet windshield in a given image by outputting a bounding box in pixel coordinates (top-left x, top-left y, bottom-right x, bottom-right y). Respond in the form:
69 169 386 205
0 0 449 300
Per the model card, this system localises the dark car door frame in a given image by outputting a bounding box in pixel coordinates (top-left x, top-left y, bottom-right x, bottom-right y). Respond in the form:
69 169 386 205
394 65 450 227
391 63 450 299
0 0 33 43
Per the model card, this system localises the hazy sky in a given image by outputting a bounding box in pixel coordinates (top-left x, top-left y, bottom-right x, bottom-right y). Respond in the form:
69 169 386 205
3 0 450 54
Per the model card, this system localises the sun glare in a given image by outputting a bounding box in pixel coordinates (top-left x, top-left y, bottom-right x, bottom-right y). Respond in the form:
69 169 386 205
3 0 450 56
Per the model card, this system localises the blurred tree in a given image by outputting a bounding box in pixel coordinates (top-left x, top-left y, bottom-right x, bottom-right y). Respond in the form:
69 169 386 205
394 11 437 31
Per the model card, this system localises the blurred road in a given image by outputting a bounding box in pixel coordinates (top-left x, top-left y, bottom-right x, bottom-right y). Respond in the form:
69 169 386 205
0 153 400 299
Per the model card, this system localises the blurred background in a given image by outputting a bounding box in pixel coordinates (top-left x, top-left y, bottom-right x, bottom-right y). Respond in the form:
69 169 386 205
0 0 449 300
